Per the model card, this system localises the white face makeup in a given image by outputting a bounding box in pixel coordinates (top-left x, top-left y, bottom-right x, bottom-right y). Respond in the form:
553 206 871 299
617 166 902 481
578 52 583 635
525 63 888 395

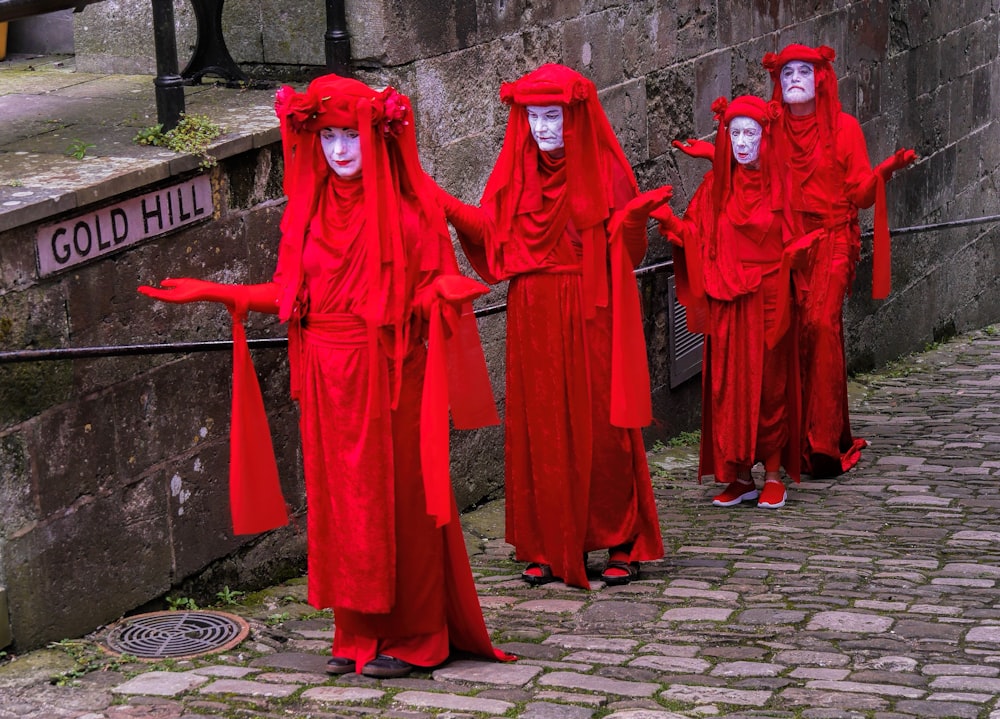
729 116 763 167
319 127 362 178
780 60 816 108
526 105 565 154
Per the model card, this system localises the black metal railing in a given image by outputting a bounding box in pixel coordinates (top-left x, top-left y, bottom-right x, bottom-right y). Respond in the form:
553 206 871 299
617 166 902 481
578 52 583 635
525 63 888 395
1 214 996 365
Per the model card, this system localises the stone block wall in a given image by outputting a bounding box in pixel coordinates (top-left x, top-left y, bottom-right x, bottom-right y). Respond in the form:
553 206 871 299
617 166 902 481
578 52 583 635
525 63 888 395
74 3 1000 375
0 147 308 650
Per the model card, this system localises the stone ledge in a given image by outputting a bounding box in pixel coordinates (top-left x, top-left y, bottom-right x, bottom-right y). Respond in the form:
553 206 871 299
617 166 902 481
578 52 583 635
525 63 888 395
0 54 283 233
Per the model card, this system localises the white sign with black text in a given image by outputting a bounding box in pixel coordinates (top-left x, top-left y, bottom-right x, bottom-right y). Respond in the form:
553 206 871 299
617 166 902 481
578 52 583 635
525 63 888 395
36 175 214 277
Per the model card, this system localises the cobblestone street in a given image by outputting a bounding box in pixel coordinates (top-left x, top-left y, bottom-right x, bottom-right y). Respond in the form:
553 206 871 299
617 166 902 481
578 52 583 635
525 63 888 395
2 325 1000 718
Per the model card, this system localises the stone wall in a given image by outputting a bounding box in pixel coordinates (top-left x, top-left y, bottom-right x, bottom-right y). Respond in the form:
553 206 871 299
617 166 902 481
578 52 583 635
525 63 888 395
74 2 1000 370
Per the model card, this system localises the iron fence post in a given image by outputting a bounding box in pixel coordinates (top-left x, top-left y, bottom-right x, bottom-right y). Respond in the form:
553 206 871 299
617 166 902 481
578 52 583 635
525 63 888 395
151 0 185 130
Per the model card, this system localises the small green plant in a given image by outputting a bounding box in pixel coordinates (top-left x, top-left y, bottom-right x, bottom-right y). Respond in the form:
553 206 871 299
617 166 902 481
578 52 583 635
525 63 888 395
48 639 134 686
265 612 291 626
216 585 245 606
65 139 95 160
1 179 24 187
668 430 701 447
134 113 223 169
165 595 199 611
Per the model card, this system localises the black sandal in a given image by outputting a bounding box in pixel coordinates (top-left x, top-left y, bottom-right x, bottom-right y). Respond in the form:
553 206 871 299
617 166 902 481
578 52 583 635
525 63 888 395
601 560 639 586
521 562 558 586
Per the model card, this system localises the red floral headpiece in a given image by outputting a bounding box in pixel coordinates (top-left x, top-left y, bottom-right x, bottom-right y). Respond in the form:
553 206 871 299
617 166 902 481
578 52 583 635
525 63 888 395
274 78 412 139
499 63 594 106
762 43 836 77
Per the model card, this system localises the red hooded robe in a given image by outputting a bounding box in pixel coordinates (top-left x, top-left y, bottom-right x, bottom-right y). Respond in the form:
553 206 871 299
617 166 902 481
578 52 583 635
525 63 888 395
454 64 663 589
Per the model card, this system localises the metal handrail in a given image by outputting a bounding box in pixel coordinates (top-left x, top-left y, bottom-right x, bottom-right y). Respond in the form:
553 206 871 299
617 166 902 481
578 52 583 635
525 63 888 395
1 212 996 364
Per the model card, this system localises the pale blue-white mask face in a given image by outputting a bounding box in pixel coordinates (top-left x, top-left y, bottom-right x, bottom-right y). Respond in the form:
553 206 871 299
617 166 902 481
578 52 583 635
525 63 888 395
526 105 565 153
729 116 763 166
780 60 816 106
319 127 362 178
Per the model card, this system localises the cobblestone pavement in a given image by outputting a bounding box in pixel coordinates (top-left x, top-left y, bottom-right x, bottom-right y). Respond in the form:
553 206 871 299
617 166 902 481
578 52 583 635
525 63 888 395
3 325 1000 718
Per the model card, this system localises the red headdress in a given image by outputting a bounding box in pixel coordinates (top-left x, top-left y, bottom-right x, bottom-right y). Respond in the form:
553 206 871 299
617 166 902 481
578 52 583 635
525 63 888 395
273 75 446 412
481 64 638 314
709 95 782 216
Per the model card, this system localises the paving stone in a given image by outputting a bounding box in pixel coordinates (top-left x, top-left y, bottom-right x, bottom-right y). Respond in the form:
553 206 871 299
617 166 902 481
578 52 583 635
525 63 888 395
603 711 688 719
628 655 711 673
515 599 587 613
392 690 514 714
805 612 894 633
922 663 1000 676
894 700 981 718
562 651 631 665
542 636 639 652
736 608 806 625
519 701 595 719
710 661 783 677
579 601 662 624
430 659 542 685
774 650 851 667
804 679 924 698
196 679 300 697
301 686 386 703
779 687 888 711
248 652 331 674
188 666 259 678
111 672 210 697
659 607 733 622
534 690 608 706
965 625 1000 643
537 672 659 697
659 587 740 601
789 668 851 680
660 684 771 706
929 675 1000 692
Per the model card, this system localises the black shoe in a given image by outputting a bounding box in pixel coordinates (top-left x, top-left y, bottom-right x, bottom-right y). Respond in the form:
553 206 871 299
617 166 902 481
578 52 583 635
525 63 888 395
325 656 355 675
361 654 413 678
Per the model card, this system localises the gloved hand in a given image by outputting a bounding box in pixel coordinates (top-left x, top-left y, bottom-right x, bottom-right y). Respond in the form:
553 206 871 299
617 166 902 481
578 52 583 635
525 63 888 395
434 274 490 305
672 138 715 161
649 203 684 243
622 185 674 225
138 279 279 314
874 148 917 181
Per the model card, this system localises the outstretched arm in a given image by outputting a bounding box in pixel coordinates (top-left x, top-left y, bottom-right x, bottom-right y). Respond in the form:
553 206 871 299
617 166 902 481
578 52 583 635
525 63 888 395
138 278 281 315
614 185 674 266
672 138 715 161
434 183 490 246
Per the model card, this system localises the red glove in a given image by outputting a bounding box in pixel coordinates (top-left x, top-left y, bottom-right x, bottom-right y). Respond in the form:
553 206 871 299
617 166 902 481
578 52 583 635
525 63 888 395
434 274 490 305
138 279 279 314
623 186 674 225
874 148 917 181
649 203 684 243
672 138 715 161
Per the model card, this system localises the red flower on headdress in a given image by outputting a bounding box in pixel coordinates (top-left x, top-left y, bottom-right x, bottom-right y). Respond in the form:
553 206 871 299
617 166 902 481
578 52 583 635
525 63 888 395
572 79 590 102
761 52 780 73
818 45 836 62
765 100 782 122
711 96 729 122
380 87 410 139
275 86 325 133
499 81 517 105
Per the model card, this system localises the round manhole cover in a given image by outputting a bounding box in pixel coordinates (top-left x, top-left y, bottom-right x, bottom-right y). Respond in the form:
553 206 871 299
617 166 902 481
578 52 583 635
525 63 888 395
104 610 249 660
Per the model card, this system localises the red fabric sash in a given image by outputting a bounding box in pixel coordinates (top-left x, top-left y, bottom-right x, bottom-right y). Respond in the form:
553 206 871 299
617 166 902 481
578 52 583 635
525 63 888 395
421 293 500 527
227 302 289 535
608 217 651 427
871 174 891 299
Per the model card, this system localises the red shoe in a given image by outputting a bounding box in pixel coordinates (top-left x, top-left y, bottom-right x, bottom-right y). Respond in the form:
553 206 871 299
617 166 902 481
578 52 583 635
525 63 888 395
757 479 786 509
712 480 758 507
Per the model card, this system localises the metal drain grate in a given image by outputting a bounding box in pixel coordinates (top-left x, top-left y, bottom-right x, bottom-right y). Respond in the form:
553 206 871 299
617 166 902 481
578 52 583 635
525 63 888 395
104 610 249 660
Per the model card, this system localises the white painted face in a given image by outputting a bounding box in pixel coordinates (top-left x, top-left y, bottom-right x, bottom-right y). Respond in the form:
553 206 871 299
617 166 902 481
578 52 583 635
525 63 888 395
729 116 763 167
780 60 816 106
525 105 565 154
319 127 362 178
